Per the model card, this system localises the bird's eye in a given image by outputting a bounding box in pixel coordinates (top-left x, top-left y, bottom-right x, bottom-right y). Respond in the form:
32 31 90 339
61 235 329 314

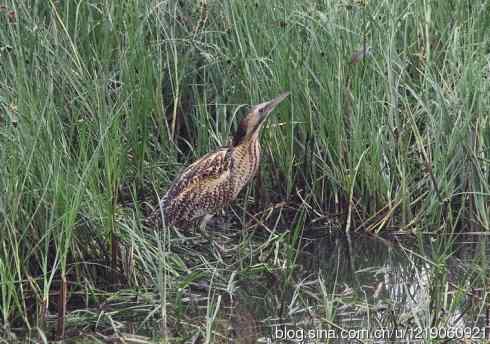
259 108 265 113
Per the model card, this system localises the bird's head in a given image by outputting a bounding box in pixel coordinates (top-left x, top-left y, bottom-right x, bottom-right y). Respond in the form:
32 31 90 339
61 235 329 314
232 91 289 146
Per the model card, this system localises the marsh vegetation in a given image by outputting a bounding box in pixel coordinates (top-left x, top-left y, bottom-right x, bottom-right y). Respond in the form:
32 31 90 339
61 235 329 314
0 0 489 342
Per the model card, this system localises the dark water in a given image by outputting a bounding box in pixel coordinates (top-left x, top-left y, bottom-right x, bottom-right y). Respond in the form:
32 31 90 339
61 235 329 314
264 231 490 343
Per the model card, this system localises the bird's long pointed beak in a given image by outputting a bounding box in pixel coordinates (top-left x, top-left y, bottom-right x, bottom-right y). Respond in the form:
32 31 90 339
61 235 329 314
258 91 290 120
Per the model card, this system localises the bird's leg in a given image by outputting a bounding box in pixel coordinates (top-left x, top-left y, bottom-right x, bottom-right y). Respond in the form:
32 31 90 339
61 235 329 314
199 214 214 233
204 211 226 230
199 214 227 257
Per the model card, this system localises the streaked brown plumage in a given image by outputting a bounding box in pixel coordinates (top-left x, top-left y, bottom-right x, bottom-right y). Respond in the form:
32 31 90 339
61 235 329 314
159 92 289 229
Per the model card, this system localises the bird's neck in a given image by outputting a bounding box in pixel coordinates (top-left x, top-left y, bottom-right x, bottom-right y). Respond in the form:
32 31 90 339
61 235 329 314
232 138 260 161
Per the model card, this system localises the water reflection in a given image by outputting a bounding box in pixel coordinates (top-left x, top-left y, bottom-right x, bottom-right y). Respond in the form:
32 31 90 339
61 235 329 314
269 231 490 343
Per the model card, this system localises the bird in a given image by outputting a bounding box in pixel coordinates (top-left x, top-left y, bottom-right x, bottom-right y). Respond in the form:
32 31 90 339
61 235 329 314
158 91 289 230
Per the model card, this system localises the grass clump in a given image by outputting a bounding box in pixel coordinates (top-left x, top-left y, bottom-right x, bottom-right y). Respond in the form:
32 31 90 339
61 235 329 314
0 0 489 342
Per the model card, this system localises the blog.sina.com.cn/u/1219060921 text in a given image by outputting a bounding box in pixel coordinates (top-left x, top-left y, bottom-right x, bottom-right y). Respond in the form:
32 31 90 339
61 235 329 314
269 325 488 342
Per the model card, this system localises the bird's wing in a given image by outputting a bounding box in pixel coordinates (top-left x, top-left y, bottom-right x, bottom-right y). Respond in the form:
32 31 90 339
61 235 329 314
160 147 234 226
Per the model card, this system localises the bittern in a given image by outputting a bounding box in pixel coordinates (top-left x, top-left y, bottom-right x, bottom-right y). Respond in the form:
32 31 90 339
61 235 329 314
159 92 289 229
